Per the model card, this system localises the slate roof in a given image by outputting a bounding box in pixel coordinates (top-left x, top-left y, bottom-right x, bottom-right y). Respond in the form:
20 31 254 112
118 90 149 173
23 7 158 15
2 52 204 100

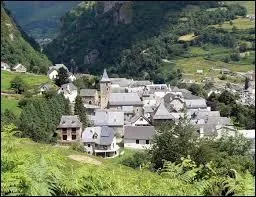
94 110 124 126
59 83 77 93
185 99 207 109
130 114 151 124
124 126 155 140
58 115 82 128
101 69 111 82
206 117 232 126
47 68 58 75
109 93 143 106
194 124 218 136
153 102 174 120
13 63 26 70
110 78 133 87
143 106 156 113
195 111 220 118
129 80 152 87
49 64 68 71
82 126 114 145
80 89 97 97
39 83 52 91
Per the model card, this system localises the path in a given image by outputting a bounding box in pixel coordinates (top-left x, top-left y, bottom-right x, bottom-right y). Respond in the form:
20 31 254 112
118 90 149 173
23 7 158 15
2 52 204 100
68 154 102 166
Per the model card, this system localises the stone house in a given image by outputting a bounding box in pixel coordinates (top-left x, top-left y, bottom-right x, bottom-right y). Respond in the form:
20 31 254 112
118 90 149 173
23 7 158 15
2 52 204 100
82 126 119 157
58 83 78 103
108 92 143 122
80 89 99 105
68 72 76 82
94 109 124 138
56 115 82 144
12 63 26 73
124 126 155 149
38 83 53 94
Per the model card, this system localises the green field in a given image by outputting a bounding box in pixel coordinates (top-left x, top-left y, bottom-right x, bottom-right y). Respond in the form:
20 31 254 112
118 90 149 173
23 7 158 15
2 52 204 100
224 1 255 15
1 95 22 115
212 17 255 30
1 71 52 92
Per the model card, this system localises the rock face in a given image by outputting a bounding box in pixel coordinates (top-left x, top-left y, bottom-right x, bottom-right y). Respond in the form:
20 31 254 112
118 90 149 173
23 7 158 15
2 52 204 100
102 1 132 25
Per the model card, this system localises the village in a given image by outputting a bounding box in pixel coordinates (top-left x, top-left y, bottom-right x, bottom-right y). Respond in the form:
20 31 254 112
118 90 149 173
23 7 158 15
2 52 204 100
4 63 244 157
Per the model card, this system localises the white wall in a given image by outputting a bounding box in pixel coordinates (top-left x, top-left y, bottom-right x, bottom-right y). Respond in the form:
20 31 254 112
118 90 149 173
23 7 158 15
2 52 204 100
124 139 151 149
49 70 58 80
132 118 150 126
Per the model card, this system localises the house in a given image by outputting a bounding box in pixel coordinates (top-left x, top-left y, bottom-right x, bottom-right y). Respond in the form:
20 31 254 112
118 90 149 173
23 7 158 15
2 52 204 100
195 124 235 139
56 115 82 144
68 72 76 82
196 69 203 74
49 64 69 72
108 93 143 121
124 126 155 149
184 98 207 109
82 126 119 157
163 93 185 112
47 68 58 80
1 62 10 71
94 109 124 138
12 63 26 73
143 84 170 98
128 114 152 126
58 83 78 103
83 104 100 116
80 89 99 105
39 83 53 94
152 102 175 125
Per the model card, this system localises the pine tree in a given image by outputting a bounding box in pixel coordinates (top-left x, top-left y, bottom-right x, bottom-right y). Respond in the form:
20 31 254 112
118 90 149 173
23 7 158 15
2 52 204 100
55 67 69 87
74 95 88 129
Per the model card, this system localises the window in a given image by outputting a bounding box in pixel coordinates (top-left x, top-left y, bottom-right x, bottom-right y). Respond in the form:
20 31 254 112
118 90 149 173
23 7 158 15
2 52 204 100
89 101 92 104
136 139 139 144
72 135 76 140
93 133 98 139
63 135 67 140
146 140 149 144
107 88 109 91
62 128 67 134
88 144 91 147
72 128 76 132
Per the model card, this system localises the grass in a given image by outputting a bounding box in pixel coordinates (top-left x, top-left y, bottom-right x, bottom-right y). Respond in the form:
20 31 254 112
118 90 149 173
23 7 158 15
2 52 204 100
1 71 52 92
178 33 198 41
1 95 22 115
224 1 255 15
212 17 255 30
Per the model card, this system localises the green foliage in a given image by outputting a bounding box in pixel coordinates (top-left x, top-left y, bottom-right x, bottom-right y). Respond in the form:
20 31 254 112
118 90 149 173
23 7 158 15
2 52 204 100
70 141 84 152
120 150 150 169
2 109 17 126
10 76 27 94
1 5 52 73
74 75 100 90
55 67 69 87
18 94 71 143
188 83 205 97
74 95 89 129
244 76 249 90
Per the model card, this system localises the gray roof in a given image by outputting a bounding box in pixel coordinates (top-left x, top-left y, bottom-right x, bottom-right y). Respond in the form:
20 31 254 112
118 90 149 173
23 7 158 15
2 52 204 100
58 115 82 128
110 78 133 87
13 63 26 70
47 67 57 75
143 106 156 113
82 126 114 145
195 111 220 119
111 87 127 93
194 124 218 136
153 102 174 120
59 83 77 93
130 80 152 87
39 83 52 91
185 99 207 109
94 110 124 126
183 93 202 99
130 114 151 124
206 117 232 126
80 89 97 97
101 69 111 82
49 64 68 71
1 62 10 69
124 126 155 140
109 93 142 106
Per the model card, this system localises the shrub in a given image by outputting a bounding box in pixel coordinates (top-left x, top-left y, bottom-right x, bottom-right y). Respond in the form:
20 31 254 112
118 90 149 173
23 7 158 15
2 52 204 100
70 141 84 152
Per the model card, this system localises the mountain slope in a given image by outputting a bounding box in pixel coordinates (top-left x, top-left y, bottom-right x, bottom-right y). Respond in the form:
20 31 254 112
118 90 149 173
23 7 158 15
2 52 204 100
45 1 253 83
1 3 52 74
4 1 81 41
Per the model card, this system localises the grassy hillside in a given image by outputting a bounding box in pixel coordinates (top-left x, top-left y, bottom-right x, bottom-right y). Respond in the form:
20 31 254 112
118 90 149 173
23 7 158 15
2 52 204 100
1 70 52 92
1 95 22 115
1 3 52 73
224 1 255 15
2 128 255 196
4 1 81 40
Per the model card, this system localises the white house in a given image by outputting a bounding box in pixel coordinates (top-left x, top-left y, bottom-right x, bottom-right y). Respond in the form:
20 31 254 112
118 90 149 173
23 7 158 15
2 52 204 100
129 114 151 126
39 83 53 94
82 126 119 157
68 73 76 82
47 68 58 80
124 126 155 149
12 63 26 73
1 62 11 71
58 83 78 103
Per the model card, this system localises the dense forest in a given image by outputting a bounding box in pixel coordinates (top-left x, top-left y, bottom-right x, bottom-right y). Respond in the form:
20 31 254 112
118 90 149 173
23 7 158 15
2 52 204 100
1 3 52 73
44 1 253 83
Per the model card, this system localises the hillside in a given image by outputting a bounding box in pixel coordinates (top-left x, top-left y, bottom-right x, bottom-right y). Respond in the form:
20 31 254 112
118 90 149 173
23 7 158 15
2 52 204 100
2 126 255 196
44 1 255 84
4 1 81 42
1 3 52 74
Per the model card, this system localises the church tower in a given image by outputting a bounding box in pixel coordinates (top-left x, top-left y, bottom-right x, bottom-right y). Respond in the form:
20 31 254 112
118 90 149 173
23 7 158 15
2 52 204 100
100 69 111 109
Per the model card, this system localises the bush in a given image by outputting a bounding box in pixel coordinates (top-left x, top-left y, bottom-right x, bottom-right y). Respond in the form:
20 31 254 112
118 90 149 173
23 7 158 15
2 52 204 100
230 53 240 61
120 150 150 169
70 141 84 152
10 76 27 94
219 74 227 80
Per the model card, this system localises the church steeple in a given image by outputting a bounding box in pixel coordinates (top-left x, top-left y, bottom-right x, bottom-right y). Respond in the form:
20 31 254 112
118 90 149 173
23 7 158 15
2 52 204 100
101 69 110 82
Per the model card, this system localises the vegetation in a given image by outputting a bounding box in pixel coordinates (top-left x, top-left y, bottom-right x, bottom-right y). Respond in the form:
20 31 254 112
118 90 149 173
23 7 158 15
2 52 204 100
1 124 255 196
1 4 52 74
18 94 71 143
207 91 255 129
74 95 89 129
1 95 22 115
54 67 69 87
73 75 100 90
10 76 27 94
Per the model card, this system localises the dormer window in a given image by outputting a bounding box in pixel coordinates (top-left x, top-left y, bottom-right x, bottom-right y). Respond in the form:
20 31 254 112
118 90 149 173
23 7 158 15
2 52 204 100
71 120 75 124
93 133 98 139
62 121 66 124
